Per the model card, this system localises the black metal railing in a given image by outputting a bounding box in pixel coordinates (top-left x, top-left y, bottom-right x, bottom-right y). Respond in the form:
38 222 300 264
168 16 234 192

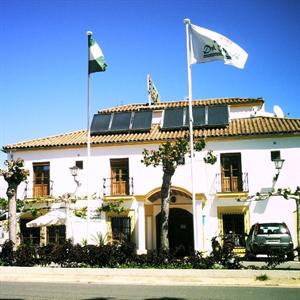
103 177 134 196
215 173 249 193
23 180 54 199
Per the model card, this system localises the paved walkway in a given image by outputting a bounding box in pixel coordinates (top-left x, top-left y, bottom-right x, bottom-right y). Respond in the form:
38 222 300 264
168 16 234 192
1 267 300 287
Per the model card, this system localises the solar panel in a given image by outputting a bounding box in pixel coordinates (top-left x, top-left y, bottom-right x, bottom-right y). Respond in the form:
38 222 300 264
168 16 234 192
110 112 132 132
90 113 112 134
131 111 152 131
207 105 229 127
91 110 153 134
189 106 206 127
162 108 185 129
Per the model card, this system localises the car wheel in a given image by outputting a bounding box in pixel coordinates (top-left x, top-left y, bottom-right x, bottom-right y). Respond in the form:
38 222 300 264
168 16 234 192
245 250 255 261
287 252 294 261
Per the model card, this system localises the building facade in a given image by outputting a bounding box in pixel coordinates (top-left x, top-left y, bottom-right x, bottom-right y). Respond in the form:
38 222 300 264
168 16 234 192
1 97 300 255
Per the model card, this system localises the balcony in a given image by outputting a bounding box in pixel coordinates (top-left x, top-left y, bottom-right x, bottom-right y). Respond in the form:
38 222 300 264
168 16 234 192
24 180 54 199
215 173 249 194
103 177 134 196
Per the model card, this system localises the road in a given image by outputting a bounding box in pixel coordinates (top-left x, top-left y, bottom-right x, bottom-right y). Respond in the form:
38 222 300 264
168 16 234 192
0 282 299 300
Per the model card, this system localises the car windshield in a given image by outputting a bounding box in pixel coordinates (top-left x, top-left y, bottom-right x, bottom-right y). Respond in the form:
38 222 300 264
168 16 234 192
258 223 288 235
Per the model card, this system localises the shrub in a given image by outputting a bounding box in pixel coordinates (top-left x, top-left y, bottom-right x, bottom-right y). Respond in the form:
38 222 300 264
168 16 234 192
36 244 55 266
14 244 37 266
265 249 287 269
49 240 74 267
0 240 14 266
256 274 269 281
0 239 244 269
185 251 214 269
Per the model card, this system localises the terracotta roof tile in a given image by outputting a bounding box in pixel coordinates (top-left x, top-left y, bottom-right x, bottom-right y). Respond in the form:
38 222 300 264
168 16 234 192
3 116 300 151
99 97 264 113
2 98 299 151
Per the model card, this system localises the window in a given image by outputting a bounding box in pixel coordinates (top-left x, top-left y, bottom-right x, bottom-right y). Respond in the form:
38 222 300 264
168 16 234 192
47 225 66 244
110 158 129 195
33 162 50 197
271 151 281 161
21 219 40 245
220 153 243 192
111 217 131 242
76 160 83 169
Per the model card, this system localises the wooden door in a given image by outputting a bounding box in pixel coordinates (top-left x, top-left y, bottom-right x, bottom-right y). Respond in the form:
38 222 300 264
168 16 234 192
33 162 50 197
220 153 242 192
110 158 129 195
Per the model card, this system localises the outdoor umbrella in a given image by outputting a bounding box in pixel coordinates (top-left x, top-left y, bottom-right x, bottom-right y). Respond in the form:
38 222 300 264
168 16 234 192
26 209 67 228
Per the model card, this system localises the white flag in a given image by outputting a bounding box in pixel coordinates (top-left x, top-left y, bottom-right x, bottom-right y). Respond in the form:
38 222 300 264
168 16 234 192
189 23 248 69
147 75 160 104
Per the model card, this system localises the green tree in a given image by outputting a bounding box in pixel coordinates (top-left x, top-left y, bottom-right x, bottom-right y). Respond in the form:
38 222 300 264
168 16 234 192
142 136 216 254
0 159 29 249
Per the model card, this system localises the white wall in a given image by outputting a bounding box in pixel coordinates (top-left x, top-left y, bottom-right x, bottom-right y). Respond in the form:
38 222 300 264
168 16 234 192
2 134 299 249
5 135 300 204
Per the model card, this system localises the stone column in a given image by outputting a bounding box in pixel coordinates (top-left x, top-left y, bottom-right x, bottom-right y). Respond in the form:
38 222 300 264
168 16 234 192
136 201 147 254
195 198 204 251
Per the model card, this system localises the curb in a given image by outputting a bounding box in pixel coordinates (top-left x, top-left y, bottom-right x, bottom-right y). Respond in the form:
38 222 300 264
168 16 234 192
1 267 300 287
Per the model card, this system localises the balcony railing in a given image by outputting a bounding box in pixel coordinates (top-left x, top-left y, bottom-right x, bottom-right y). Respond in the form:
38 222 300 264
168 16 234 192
215 173 249 193
24 180 54 199
103 177 134 196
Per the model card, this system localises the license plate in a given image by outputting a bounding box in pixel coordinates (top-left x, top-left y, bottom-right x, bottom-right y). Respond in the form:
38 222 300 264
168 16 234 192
266 239 280 244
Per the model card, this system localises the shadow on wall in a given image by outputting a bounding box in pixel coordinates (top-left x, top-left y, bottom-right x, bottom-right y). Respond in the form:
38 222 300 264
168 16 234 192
253 187 272 214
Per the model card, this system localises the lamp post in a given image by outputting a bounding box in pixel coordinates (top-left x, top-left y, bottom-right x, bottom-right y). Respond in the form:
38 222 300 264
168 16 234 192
273 158 285 186
68 165 81 242
69 165 81 196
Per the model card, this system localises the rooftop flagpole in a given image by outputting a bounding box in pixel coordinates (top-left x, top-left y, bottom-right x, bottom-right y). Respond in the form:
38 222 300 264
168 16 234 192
147 74 152 106
184 18 199 251
86 31 92 243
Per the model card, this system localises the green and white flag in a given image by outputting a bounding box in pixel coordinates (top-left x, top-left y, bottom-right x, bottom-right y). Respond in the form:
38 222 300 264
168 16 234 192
88 36 107 73
189 23 248 69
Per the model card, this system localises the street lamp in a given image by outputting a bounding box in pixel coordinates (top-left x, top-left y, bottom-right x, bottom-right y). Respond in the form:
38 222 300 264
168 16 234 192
273 158 285 183
69 165 81 195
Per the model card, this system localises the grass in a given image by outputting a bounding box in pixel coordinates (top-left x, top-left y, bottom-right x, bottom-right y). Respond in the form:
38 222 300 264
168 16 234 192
255 274 269 281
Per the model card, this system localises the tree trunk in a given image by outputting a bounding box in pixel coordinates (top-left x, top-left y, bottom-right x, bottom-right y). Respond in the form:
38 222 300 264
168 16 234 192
160 170 174 254
296 198 300 261
7 183 18 250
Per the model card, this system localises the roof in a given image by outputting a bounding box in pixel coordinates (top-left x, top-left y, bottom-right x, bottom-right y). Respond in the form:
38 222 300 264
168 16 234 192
4 116 300 151
99 97 264 113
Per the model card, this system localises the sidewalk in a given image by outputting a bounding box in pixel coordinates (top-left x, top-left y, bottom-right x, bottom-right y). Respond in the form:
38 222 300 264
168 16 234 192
1 267 300 287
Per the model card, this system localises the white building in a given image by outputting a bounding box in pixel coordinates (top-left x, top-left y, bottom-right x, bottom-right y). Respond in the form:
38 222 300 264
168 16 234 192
1 97 300 255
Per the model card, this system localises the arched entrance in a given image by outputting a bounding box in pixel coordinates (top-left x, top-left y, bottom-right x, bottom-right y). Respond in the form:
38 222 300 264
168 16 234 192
156 208 194 256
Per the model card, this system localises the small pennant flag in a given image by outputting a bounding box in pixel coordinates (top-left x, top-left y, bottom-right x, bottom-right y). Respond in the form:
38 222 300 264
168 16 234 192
189 23 248 69
88 35 107 73
147 75 160 104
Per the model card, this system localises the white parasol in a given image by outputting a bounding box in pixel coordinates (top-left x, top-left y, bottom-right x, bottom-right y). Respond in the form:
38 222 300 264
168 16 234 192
26 210 67 228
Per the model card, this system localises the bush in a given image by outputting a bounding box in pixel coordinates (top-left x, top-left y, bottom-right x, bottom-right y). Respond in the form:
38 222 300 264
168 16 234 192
0 240 14 266
36 244 55 266
14 244 37 266
185 251 214 269
0 239 244 269
49 240 74 267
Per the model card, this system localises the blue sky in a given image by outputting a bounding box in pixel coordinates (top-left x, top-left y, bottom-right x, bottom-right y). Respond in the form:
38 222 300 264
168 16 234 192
1 0 300 166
